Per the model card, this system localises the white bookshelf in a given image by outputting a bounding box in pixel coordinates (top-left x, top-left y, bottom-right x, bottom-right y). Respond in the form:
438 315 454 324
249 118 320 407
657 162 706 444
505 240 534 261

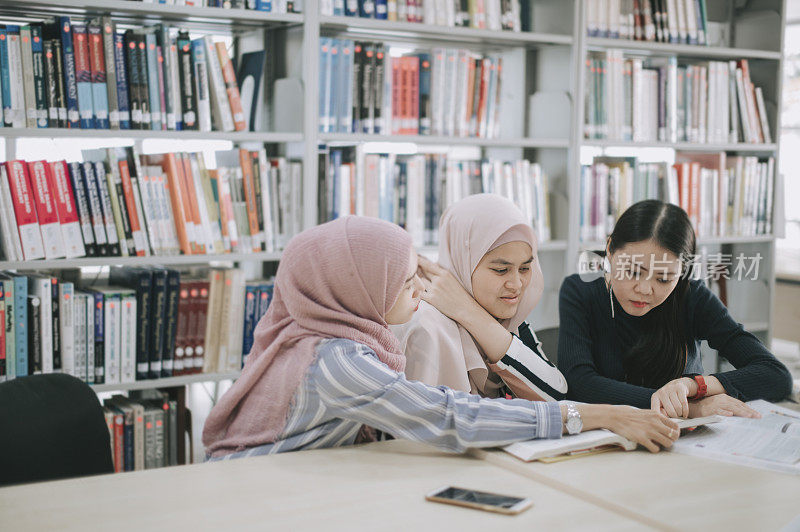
2 0 788 386
91 371 240 393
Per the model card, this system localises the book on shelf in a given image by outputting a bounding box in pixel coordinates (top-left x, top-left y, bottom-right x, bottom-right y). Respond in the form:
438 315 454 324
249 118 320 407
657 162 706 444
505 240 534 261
119 0 301 12
0 16 254 133
321 0 525 31
671 400 800 475
585 51 771 145
504 414 724 462
0 267 274 384
587 0 709 45
319 146 551 246
0 150 301 262
319 38 504 139
579 152 775 242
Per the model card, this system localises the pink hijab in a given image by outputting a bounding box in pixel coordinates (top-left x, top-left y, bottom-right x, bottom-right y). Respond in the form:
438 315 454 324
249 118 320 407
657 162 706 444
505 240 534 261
203 216 412 457
393 194 542 396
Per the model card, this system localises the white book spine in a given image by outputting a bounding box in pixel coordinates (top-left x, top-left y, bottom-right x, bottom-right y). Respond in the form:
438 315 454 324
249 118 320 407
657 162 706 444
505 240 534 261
104 294 121 384
73 293 87 382
203 36 234 132
0 167 22 261
59 283 75 377
120 294 136 383
34 278 53 374
85 293 95 384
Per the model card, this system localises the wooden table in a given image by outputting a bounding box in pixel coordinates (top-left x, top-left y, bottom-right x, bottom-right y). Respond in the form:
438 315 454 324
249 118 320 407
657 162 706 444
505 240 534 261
0 440 642 532
478 446 800 532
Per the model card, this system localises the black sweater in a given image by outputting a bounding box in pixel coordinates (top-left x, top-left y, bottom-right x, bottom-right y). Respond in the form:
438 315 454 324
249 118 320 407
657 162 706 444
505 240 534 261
557 274 793 408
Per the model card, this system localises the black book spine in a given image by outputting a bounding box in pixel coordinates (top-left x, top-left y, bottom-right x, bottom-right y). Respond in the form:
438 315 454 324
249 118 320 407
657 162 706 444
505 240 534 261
372 45 385 135
352 42 363 133
49 278 61 371
177 32 197 130
167 399 177 466
149 269 167 379
66 161 96 256
43 40 59 127
91 291 104 384
31 24 48 128
135 32 151 130
51 39 67 128
161 268 180 377
110 164 136 255
91 161 121 256
124 30 141 129
79 161 109 256
27 295 41 375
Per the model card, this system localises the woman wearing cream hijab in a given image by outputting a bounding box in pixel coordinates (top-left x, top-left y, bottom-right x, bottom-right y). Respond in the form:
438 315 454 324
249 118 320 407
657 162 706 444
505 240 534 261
392 194 568 401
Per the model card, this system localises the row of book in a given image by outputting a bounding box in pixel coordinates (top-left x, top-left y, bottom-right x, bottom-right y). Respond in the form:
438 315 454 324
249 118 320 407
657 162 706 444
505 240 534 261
0 16 260 132
102 390 179 473
0 267 274 384
585 52 772 144
0 150 302 262
318 148 551 246
128 0 300 11
587 0 710 45
319 39 504 138
579 153 774 242
320 0 526 32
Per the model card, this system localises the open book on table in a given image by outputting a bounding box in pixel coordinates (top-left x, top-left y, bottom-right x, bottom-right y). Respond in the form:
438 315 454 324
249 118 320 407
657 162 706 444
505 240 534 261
670 400 800 475
503 415 725 462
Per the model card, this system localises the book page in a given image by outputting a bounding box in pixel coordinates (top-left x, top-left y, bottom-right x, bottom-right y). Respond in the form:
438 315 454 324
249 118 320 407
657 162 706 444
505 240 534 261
670 400 800 474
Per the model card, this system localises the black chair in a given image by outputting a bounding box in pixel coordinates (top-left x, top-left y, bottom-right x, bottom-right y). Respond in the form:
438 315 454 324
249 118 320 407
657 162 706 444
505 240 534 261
0 373 114 486
536 326 559 366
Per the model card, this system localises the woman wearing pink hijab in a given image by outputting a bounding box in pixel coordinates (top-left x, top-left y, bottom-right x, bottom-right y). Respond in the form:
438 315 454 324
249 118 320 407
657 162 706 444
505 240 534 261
203 216 679 459
393 194 566 401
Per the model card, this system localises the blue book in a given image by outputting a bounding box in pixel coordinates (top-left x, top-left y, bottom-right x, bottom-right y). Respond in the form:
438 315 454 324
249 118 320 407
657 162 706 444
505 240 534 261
0 27 10 127
330 39 343 132
144 31 162 131
255 0 272 10
71 24 95 128
257 281 273 320
11 274 28 378
330 149 341 219
359 0 376 18
375 0 388 19
241 283 258 358
87 24 110 129
319 37 332 133
340 40 354 133
417 53 431 135
345 0 359 16
333 0 345 16
89 290 104 384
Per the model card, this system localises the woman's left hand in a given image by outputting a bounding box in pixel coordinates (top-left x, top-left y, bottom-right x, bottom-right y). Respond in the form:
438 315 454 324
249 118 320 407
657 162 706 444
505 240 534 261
650 377 695 418
417 255 480 323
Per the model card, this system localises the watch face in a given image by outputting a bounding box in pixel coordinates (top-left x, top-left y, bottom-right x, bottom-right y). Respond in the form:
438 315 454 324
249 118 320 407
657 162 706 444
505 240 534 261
566 415 582 434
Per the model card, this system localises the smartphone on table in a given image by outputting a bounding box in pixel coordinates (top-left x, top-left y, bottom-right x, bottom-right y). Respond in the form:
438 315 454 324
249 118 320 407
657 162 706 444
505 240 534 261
425 486 533 515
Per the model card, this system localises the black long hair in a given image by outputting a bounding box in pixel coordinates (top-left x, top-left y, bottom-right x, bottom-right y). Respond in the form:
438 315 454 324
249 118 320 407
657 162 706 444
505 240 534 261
607 200 696 388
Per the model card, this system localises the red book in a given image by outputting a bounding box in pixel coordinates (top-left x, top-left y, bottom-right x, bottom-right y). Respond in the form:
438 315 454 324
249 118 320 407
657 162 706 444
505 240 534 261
174 281 191 376
391 57 401 135
409 56 420 135
117 159 146 257
216 42 246 131
193 280 210 372
47 161 86 258
4 161 45 260
27 161 66 260
400 56 410 135
112 411 123 473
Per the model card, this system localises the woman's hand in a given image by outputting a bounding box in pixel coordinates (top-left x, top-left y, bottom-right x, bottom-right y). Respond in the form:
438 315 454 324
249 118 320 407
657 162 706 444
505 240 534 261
574 404 680 453
651 377 695 418
417 255 481 323
687 394 761 419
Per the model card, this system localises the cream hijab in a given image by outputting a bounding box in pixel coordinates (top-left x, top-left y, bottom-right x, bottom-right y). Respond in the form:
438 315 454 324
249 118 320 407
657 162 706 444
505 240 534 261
393 194 543 397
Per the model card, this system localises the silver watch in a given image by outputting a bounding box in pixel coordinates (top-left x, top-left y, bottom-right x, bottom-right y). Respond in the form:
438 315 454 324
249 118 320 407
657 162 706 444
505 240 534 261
565 402 583 435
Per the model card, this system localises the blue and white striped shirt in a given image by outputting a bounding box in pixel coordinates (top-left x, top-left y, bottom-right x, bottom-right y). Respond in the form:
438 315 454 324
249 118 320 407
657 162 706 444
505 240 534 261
210 338 563 461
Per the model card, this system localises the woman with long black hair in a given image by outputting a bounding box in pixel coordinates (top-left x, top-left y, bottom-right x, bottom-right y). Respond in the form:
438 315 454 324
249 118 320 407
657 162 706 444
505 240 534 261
558 200 792 418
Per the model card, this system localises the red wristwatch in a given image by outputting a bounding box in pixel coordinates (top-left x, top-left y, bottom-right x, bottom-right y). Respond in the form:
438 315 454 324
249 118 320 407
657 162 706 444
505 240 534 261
690 375 707 400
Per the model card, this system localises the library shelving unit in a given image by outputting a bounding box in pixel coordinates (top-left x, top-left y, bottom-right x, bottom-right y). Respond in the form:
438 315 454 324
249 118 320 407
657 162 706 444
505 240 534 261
1 0 788 389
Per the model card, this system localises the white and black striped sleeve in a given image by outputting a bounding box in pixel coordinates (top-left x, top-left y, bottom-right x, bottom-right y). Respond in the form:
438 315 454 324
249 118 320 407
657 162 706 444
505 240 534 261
488 324 568 401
